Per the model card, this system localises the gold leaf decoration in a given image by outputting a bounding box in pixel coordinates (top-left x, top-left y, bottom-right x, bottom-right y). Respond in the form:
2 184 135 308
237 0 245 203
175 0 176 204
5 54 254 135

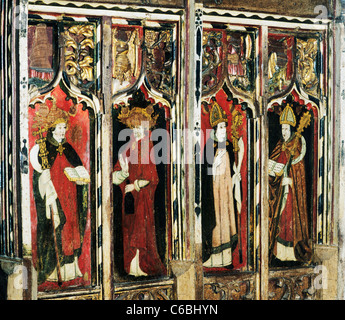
112 28 140 85
64 24 95 88
297 38 319 96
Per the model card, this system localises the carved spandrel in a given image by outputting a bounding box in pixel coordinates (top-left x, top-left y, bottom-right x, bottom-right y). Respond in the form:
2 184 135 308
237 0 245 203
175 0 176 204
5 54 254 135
226 31 255 96
201 28 257 99
296 38 319 97
112 27 141 94
64 24 95 91
267 35 294 97
28 24 55 91
202 31 223 96
144 28 175 98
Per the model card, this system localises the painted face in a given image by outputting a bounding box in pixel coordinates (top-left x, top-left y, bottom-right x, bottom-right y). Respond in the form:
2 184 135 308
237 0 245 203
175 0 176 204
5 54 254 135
281 123 291 142
53 122 67 143
133 124 146 141
216 121 227 142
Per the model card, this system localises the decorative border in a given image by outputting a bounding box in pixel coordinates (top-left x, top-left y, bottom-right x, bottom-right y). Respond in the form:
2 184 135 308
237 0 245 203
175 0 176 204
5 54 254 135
28 0 184 18
203 8 331 27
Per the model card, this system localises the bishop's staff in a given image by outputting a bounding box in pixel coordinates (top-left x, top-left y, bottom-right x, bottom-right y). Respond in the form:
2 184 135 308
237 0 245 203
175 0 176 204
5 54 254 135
231 109 244 264
268 111 311 263
33 126 63 286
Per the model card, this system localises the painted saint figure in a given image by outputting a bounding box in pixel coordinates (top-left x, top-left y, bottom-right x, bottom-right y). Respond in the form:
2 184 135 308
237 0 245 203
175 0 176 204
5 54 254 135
30 100 89 285
202 101 239 268
269 103 311 264
113 104 166 277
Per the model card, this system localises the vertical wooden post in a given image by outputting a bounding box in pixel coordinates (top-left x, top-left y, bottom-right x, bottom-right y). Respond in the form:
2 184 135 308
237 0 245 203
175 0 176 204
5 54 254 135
335 1 345 300
190 1 204 301
101 16 114 300
18 0 31 259
12 0 20 259
171 0 204 300
259 25 269 300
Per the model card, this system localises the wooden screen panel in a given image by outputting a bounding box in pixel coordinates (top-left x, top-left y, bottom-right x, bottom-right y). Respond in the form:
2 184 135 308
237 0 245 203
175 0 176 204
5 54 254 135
267 30 325 269
112 21 177 283
28 88 93 291
27 19 99 293
200 27 258 273
268 91 319 268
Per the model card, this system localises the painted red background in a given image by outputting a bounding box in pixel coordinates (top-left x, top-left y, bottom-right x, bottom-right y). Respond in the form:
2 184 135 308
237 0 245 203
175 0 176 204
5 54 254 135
29 84 92 291
201 88 249 272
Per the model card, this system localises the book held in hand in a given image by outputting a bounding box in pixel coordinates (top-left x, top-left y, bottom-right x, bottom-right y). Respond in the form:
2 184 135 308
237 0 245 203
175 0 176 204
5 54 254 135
268 159 285 177
64 166 91 183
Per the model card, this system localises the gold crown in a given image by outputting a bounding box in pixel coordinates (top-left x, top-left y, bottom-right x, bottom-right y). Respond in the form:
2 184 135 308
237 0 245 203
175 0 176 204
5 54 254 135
50 116 69 129
280 103 296 127
32 97 70 132
118 105 158 129
209 100 228 128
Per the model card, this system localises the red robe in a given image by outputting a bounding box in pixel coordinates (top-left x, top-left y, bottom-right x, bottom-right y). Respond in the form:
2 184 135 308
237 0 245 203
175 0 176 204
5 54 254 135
269 135 311 262
32 134 86 285
50 152 81 257
114 133 166 276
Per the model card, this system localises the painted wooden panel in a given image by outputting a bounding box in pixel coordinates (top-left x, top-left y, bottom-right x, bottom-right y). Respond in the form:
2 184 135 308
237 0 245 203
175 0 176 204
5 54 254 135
112 87 171 280
200 27 258 273
27 18 100 293
29 88 93 291
112 21 178 282
267 31 325 269
268 91 318 267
